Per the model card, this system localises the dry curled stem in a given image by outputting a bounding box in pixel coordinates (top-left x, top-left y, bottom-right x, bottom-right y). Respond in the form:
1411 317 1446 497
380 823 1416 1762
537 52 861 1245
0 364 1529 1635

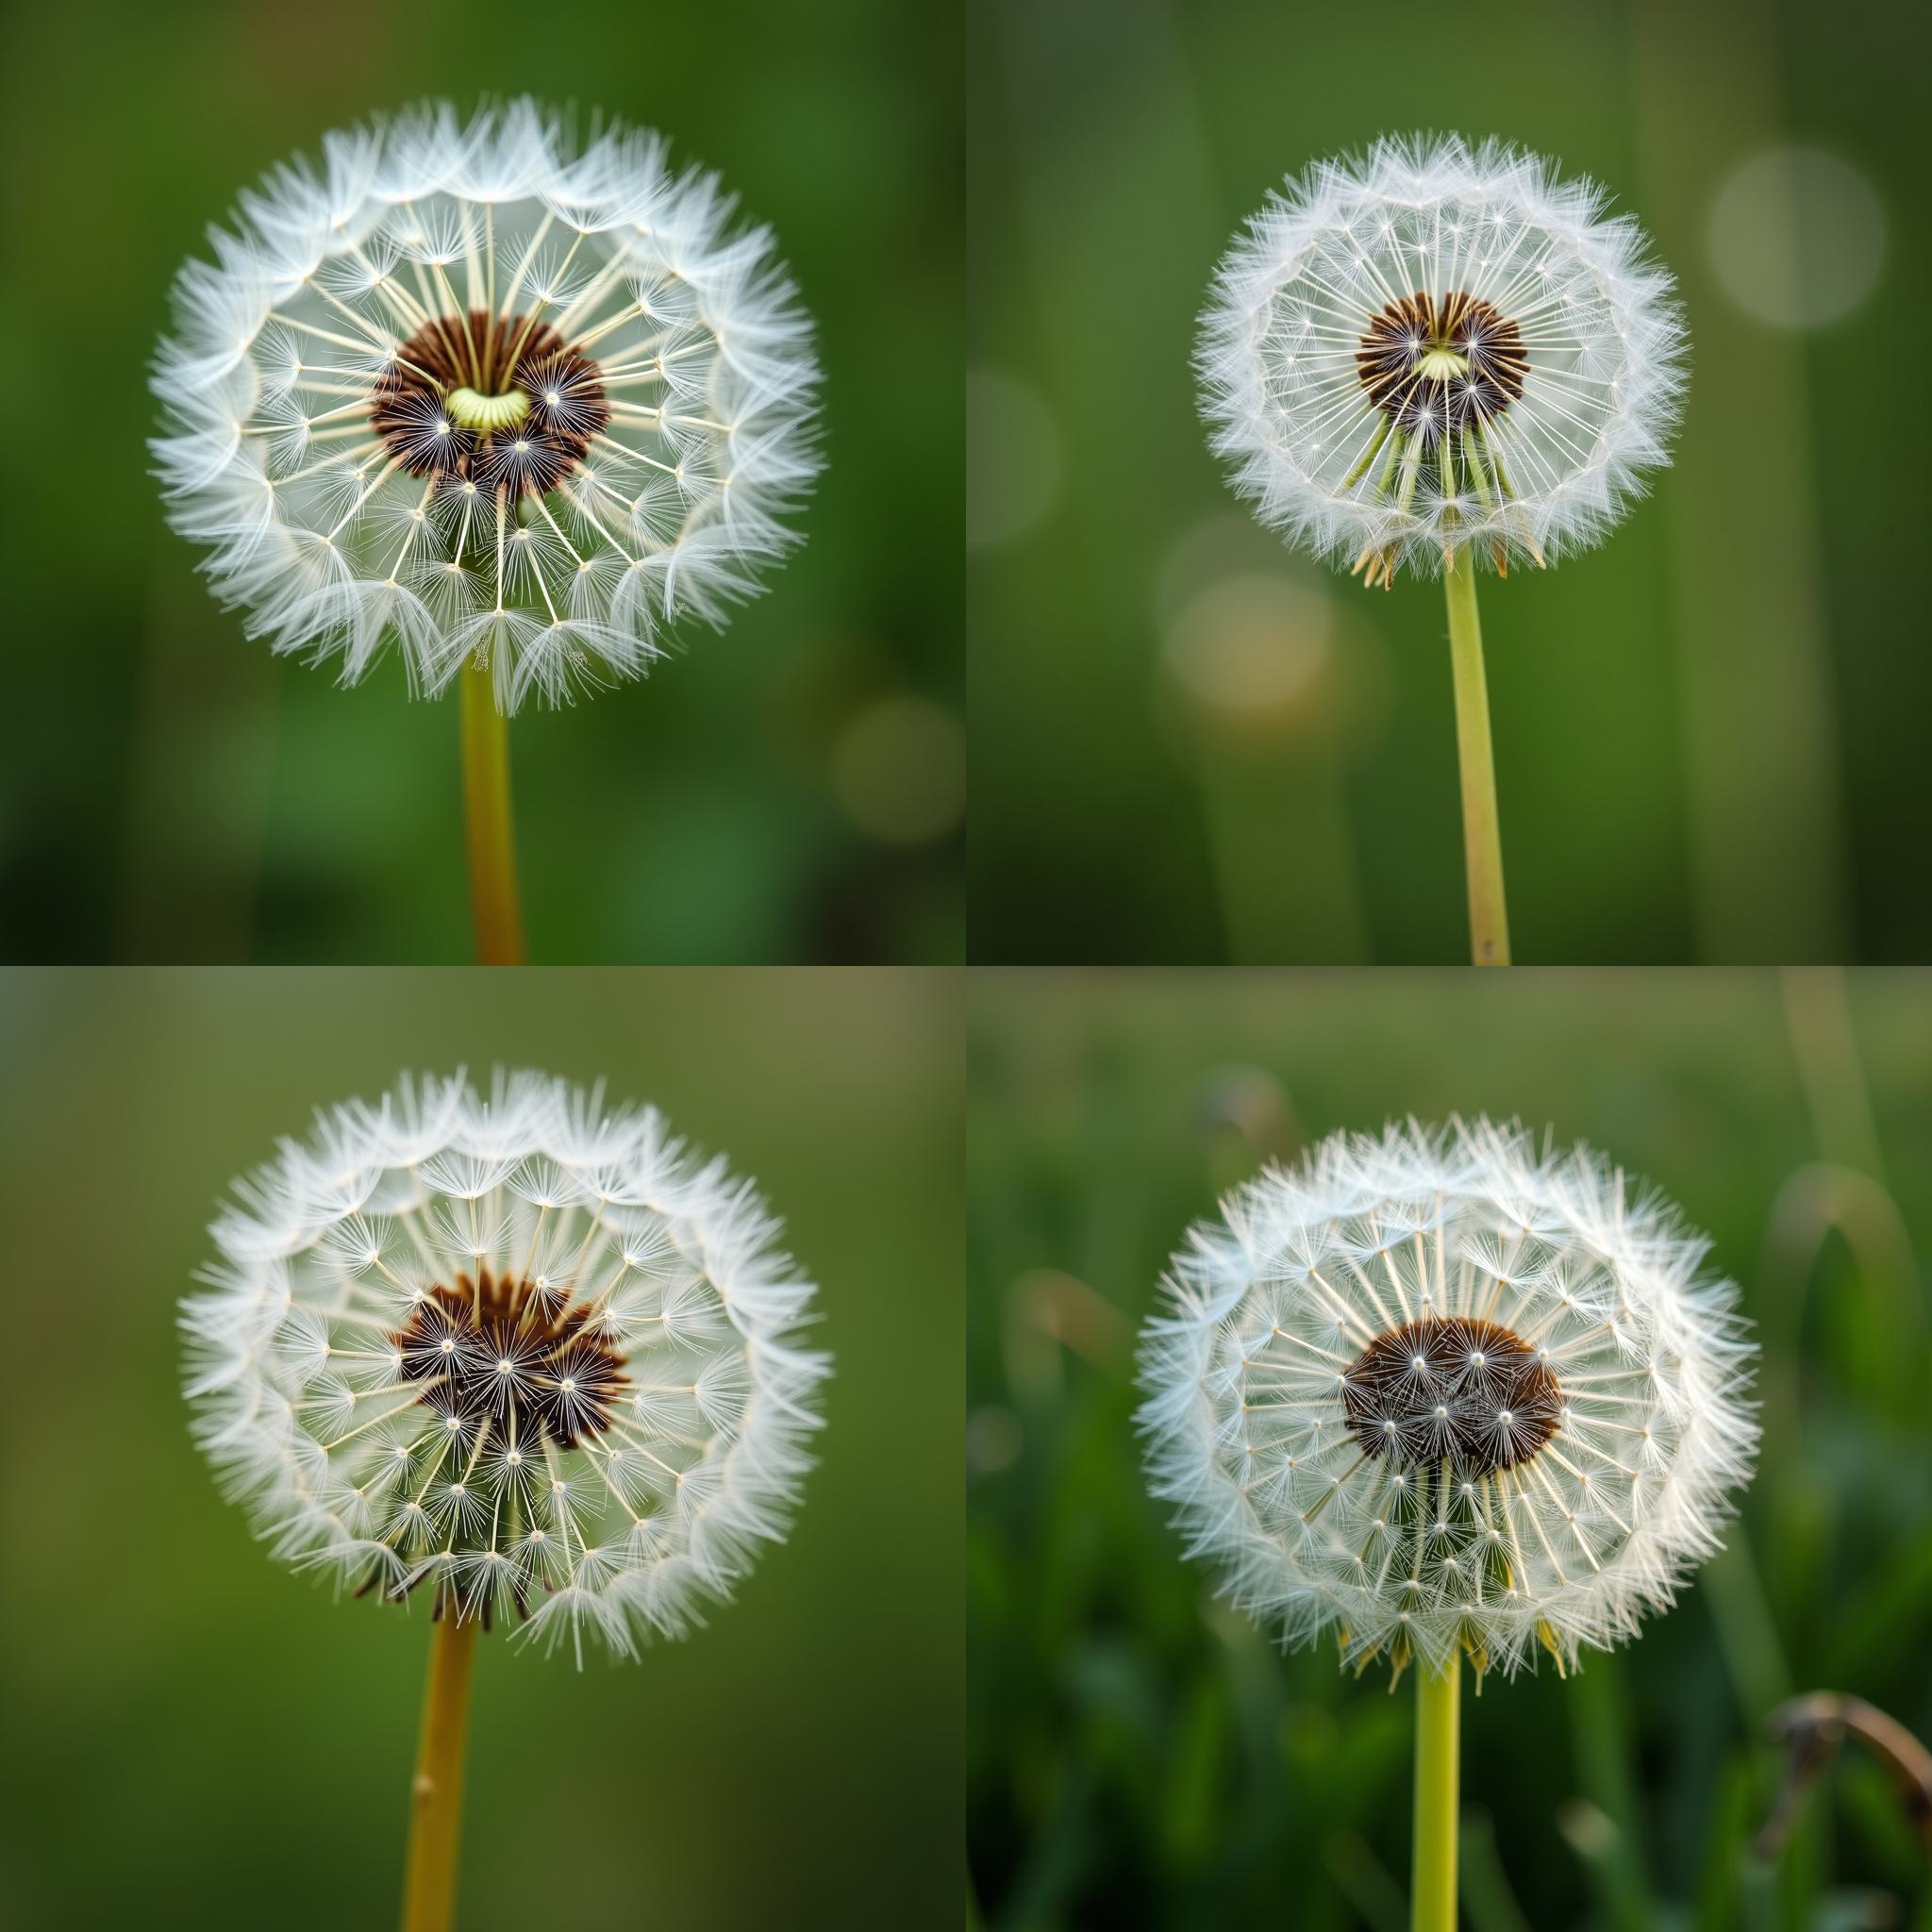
1755 1692 1932 1860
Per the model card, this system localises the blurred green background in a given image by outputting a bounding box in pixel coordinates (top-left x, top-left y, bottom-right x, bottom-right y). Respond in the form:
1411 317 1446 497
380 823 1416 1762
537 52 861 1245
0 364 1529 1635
0 0 961 964
0 967 962 1929
968 969 1932 1927
967 0 1932 964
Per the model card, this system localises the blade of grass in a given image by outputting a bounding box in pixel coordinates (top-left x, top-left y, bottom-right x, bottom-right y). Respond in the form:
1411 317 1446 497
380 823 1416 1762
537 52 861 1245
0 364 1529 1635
1458 1807 1533 1932
1567 1657 1654 1932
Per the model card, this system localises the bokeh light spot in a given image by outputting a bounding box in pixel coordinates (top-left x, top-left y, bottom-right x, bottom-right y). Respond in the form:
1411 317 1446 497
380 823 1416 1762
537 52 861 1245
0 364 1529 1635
832 695 966 845
1708 145 1885 328
1162 575 1335 728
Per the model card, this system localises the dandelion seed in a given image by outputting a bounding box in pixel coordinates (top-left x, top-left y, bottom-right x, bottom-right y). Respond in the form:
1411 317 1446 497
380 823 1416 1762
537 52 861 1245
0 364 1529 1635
1138 1116 1753 1678
153 99 821 712
183 1066 830 1645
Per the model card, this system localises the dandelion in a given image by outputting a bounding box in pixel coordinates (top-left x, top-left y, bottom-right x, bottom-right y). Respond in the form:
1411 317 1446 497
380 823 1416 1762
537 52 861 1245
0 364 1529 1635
152 101 821 962
181 1069 830 1931
1137 1117 1754 1928
1197 136 1686 963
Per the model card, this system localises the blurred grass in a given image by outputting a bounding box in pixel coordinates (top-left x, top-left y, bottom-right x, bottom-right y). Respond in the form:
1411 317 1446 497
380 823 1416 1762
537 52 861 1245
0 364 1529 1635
0 967 963 1929
0 0 961 963
967 969 1932 1927
966 0 1932 964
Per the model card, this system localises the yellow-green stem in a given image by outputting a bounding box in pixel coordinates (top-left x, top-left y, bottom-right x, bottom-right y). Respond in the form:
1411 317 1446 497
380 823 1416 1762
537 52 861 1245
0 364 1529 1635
1442 555 1510 964
1412 1651 1461 1932
399 1613 479 1932
460 656 526 965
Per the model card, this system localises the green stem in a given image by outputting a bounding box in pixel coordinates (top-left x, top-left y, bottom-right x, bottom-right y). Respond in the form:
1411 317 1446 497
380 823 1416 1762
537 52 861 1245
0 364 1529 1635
1412 1651 1461 1932
459 655 526 965
1442 555 1510 965
399 1612 479 1932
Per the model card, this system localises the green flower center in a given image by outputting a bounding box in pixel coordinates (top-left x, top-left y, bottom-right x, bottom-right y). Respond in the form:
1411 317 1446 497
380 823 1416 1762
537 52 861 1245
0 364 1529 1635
445 385 531 433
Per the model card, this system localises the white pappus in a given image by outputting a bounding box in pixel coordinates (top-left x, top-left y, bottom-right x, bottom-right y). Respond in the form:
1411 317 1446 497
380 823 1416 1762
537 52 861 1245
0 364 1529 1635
153 99 821 711
1197 135 1686 587
1137 1117 1756 1679
181 1070 831 1666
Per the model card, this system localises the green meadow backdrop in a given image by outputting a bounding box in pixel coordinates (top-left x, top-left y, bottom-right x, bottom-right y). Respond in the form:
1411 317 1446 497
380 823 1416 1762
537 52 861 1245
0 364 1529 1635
0 0 960 963
0 968 963 1929
968 969 1932 1928
968 0 1931 964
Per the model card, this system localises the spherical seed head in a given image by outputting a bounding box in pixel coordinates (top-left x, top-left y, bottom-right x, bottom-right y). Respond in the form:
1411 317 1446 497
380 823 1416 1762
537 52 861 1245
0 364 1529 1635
151 99 823 713
1136 1117 1756 1678
180 1070 831 1663
1196 135 1687 583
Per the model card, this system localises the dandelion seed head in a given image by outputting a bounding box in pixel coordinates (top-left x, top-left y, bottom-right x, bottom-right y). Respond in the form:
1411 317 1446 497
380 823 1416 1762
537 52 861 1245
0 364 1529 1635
1197 135 1686 583
152 99 822 712
180 1068 831 1660
1136 1117 1755 1678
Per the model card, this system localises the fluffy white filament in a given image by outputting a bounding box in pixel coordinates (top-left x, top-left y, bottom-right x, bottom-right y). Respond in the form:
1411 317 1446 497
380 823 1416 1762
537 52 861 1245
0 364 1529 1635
1137 1118 1756 1677
1197 135 1686 579
181 1070 830 1664
152 100 821 711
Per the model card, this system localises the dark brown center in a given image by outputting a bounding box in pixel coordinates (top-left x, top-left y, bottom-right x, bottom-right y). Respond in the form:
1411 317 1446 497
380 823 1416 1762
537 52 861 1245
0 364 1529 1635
370 311 610 497
1356 291 1526 435
1341 1314 1559 1472
391 1268 629 1450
